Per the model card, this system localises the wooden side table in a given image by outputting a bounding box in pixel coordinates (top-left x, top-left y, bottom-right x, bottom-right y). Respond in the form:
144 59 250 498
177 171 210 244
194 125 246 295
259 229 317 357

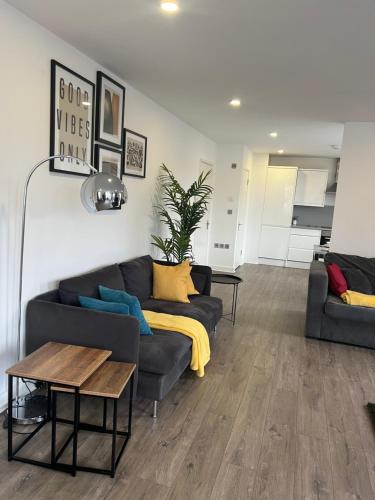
51 361 136 478
6 342 111 476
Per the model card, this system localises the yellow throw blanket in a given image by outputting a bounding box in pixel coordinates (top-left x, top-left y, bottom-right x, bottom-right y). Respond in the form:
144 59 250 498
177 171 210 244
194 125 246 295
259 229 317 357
341 290 375 308
142 310 210 377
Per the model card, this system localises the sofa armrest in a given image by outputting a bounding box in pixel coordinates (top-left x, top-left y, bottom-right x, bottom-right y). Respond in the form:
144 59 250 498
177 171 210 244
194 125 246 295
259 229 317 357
26 300 140 365
305 261 328 339
191 264 212 296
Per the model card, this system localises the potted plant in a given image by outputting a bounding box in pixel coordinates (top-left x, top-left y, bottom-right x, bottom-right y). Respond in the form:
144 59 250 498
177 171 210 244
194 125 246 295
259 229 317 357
151 164 213 263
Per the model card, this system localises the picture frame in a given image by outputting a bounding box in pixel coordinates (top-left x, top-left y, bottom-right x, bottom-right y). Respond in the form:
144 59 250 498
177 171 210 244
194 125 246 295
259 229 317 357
95 71 125 148
123 129 147 179
94 144 123 179
50 60 95 176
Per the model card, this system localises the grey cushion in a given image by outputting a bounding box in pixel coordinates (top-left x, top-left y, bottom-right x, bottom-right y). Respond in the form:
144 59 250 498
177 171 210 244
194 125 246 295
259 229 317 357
119 255 153 301
139 329 192 375
342 268 373 295
325 294 375 324
59 264 125 306
141 295 222 332
325 252 375 290
191 272 207 294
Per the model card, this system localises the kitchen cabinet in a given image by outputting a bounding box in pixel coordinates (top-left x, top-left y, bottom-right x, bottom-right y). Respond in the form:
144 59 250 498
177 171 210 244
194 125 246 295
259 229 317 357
262 167 298 226
287 227 321 265
259 225 291 260
294 169 328 207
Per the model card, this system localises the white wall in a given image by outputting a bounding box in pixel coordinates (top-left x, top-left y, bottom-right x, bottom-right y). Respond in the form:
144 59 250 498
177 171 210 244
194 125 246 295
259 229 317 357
0 1 216 407
210 144 248 272
244 153 269 263
331 122 375 257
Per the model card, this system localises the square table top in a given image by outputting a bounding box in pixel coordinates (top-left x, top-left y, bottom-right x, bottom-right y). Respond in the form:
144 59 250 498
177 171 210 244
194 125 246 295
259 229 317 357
52 361 136 399
6 342 112 387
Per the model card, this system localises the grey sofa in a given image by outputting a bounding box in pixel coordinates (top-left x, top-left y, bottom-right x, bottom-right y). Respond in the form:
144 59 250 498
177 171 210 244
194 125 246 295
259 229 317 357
305 252 375 349
26 255 222 416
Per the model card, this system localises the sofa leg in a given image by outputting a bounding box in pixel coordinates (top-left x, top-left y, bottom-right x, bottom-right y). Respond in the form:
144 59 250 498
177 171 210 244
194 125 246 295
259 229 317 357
152 400 159 419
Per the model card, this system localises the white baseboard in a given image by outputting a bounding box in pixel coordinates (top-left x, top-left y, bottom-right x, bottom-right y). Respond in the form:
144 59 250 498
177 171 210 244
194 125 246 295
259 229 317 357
258 258 286 267
211 265 236 273
286 261 310 269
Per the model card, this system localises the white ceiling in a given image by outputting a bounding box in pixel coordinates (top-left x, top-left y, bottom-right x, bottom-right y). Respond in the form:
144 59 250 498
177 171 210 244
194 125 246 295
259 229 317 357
7 0 375 156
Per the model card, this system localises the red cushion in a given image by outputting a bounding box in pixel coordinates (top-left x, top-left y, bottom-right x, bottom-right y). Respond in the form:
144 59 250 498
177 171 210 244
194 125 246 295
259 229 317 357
326 263 348 296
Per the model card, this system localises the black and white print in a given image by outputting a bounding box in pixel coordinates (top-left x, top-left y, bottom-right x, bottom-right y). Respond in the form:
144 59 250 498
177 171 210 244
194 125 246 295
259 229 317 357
123 129 147 178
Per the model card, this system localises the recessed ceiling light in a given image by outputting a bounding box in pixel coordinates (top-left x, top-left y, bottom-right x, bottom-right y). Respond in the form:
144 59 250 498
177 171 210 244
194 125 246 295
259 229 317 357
229 99 241 107
161 1 179 12
277 149 284 154
269 131 278 138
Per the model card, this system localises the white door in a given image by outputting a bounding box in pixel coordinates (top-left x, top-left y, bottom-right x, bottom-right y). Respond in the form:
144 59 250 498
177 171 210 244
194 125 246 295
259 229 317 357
294 169 328 207
259 225 291 260
235 169 250 268
262 167 298 227
193 160 215 265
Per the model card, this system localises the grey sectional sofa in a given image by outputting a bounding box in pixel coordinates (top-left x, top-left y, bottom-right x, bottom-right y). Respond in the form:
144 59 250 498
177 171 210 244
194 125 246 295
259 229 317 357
26 255 222 416
305 252 375 349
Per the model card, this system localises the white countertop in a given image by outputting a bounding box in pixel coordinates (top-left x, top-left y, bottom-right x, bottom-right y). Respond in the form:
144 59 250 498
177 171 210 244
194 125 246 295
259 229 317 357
292 224 332 231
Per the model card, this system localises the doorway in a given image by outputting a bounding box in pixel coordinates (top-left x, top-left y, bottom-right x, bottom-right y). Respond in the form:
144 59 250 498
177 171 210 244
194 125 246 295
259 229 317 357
193 160 215 265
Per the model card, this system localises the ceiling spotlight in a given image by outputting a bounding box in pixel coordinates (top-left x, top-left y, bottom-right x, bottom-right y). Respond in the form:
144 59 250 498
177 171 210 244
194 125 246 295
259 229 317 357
161 1 179 12
277 149 284 154
269 132 278 138
229 99 241 107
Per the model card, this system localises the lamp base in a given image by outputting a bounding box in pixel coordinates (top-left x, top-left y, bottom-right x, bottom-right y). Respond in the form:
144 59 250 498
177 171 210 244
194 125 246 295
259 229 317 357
8 395 48 425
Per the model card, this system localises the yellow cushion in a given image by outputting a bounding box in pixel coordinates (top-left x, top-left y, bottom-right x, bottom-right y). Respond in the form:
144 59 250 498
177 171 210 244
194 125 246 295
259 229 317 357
153 262 190 303
181 260 199 296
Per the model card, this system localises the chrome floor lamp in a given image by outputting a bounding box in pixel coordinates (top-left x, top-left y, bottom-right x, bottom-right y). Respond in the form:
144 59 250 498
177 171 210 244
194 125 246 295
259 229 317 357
12 154 127 425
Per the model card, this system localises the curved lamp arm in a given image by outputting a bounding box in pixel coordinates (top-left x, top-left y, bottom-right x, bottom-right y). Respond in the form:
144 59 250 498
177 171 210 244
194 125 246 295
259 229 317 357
17 155 97 367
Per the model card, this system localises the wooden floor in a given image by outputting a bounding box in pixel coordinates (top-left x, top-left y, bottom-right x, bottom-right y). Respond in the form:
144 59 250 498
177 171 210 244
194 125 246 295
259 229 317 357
2 264 375 499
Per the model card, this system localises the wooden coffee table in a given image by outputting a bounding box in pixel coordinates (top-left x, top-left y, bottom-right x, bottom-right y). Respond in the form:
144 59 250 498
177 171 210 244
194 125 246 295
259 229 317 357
6 342 112 476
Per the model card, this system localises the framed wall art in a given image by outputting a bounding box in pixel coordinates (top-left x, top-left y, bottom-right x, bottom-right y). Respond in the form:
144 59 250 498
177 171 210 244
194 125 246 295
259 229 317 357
50 60 95 176
123 129 147 179
95 71 125 148
94 144 123 179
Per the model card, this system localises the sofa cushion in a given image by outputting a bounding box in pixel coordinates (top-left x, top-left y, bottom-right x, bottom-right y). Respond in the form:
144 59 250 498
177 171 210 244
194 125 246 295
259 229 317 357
139 329 192 375
326 263 347 296
141 295 222 332
325 294 375 325
342 268 373 295
59 265 125 306
119 255 153 301
191 272 207 295
325 253 375 291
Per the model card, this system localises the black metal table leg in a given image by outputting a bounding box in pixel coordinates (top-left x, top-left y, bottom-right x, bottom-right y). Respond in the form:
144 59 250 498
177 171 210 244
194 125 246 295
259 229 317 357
47 383 51 422
72 387 80 477
232 284 239 325
8 375 13 461
103 398 107 431
51 390 57 465
128 373 134 437
111 399 118 478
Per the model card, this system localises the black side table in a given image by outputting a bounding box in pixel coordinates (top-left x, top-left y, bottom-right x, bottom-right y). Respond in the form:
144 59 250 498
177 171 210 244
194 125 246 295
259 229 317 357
212 273 243 326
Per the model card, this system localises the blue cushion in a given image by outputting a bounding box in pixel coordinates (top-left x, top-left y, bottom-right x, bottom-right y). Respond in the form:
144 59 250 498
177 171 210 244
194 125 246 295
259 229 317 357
98 285 153 336
79 296 130 315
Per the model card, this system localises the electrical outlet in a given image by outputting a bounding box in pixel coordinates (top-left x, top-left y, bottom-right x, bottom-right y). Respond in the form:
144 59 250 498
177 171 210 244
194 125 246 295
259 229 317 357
219 244 224 249
214 243 219 248
224 244 230 249
227 209 232 215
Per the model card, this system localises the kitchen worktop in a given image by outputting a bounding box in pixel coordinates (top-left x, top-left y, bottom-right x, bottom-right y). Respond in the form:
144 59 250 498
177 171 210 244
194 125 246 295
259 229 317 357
292 224 332 231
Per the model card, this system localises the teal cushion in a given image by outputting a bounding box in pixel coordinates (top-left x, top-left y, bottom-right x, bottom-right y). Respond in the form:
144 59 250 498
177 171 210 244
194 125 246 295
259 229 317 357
79 296 130 315
98 285 153 336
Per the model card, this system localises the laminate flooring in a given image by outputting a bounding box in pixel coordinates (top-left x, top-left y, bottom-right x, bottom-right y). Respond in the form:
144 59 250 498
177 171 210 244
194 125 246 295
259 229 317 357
2 264 375 499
